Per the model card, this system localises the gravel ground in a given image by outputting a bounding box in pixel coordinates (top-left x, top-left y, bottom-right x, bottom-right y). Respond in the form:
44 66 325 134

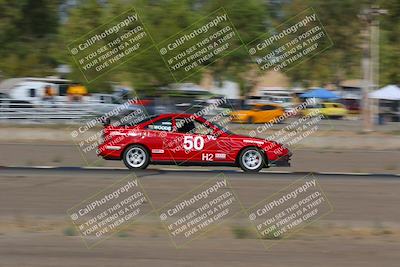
0 170 399 267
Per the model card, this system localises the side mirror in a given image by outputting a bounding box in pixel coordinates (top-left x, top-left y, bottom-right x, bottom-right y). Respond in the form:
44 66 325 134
102 117 111 126
212 130 222 138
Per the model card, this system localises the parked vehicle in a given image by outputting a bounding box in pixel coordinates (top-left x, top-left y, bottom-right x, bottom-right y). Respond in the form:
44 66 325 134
302 102 348 119
230 103 285 124
340 99 360 113
0 77 71 104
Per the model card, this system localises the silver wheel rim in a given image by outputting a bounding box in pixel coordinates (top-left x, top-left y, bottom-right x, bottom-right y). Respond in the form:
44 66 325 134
242 149 262 170
126 147 146 168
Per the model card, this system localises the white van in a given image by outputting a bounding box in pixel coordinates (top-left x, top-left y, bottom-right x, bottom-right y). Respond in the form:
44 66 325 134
0 77 72 104
7 81 59 104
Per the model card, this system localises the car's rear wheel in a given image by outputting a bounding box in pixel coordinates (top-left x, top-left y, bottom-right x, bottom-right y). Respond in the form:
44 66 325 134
238 147 265 172
123 145 150 169
247 117 254 124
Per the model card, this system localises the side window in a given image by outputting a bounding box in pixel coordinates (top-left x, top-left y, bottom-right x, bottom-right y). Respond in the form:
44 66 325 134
112 97 121 104
59 84 68 96
307 103 322 109
147 118 173 132
261 105 277 110
175 118 195 134
193 120 213 135
28 88 36 97
175 118 213 135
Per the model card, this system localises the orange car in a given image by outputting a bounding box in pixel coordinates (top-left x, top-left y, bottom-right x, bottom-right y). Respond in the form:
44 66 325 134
230 103 285 124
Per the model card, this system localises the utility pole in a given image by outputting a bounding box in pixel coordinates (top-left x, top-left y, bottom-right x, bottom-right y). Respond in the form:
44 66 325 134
360 5 387 132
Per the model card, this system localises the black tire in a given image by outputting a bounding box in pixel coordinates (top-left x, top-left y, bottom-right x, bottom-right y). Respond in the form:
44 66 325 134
122 145 150 170
238 147 265 172
247 117 254 124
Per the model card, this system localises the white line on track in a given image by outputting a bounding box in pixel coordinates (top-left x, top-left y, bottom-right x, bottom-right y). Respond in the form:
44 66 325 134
1 165 399 177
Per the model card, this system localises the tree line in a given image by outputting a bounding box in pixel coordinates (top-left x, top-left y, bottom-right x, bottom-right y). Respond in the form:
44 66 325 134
0 0 398 95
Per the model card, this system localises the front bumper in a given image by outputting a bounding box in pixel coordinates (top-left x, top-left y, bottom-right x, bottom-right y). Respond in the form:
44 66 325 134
269 153 291 167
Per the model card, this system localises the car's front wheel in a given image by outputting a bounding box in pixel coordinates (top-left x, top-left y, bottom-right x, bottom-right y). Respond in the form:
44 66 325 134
123 145 150 169
238 147 265 172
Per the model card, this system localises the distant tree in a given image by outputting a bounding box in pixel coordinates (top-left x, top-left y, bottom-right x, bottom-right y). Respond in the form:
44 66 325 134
0 0 60 77
200 0 269 96
281 0 365 87
122 0 201 92
54 0 110 92
380 0 400 85
1 0 398 94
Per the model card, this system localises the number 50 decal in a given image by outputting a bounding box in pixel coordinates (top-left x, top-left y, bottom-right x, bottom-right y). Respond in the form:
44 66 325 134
183 136 204 151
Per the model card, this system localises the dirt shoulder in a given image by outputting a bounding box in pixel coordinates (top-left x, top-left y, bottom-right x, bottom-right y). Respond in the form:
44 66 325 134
1 122 400 150
0 172 399 267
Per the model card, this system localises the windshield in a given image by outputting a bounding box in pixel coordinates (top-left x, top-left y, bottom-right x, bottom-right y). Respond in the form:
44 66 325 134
240 104 252 110
209 121 234 135
275 98 291 103
107 113 156 127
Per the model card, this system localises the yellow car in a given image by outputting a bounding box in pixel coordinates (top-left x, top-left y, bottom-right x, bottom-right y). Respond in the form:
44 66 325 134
302 102 348 119
231 104 285 124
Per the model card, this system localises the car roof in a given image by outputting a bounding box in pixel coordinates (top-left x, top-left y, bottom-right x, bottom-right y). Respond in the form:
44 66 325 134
155 113 202 119
136 113 206 127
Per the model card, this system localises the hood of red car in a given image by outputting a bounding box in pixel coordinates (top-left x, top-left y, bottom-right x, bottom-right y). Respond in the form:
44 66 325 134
228 134 274 146
229 134 267 142
227 133 288 151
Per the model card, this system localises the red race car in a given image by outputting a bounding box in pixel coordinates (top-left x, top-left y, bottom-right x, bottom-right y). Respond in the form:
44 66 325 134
98 113 291 172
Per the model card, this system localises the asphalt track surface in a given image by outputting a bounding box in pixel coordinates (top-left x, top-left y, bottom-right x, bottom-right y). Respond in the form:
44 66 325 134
0 167 399 266
2 142 400 174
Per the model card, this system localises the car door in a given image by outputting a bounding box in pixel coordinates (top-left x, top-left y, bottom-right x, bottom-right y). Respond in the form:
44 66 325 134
332 103 345 116
304 103 322 117
166 117 218 164
258 104 281 123
321 103 331 117
143 117 173 161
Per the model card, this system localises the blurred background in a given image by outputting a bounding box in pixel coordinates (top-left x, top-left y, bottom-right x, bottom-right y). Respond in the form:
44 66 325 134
0 0 399 266
0 0 399 133
0 0 399 169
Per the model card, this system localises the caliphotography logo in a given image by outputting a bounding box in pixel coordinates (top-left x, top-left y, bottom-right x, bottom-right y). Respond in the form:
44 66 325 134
247 173 333 250
155 173 246 248
67 174 154 248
